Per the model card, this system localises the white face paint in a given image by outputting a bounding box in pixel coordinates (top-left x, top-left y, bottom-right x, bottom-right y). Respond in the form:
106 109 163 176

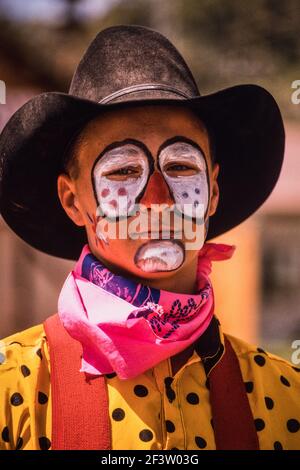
92 139 210 271
159 142 209 220
135 240 185 272
93 144 150 218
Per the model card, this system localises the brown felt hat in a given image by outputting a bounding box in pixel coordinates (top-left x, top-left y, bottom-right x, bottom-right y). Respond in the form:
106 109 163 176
0 24 285 259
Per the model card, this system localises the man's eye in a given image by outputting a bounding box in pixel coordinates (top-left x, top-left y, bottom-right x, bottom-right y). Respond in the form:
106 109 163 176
168 164 190 171
112 168 138 175
165 164 199 175
104 167 141 179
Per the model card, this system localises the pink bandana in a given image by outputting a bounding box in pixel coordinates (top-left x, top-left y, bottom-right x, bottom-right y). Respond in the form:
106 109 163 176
58 242 236 379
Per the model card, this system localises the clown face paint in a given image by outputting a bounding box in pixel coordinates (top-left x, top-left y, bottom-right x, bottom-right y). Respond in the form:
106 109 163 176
91 137 210 272
93 143 150 219
135 240 185 273
159 141 209 221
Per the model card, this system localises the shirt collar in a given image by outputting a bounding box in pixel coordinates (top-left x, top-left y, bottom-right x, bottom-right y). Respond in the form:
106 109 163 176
194 315 225 376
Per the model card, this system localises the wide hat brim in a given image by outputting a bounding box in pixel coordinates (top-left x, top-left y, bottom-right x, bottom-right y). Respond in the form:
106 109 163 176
0 84 284 259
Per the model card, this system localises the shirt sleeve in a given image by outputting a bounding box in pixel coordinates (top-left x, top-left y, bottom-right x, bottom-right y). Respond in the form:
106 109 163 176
228 333 300 450
0 340 26 450
0 324 50 450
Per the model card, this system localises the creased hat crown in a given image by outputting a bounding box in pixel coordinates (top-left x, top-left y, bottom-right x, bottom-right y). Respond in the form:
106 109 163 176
69 24 200 104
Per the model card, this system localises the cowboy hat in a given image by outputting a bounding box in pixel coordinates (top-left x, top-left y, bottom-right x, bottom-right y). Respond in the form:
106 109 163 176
0 24 285 259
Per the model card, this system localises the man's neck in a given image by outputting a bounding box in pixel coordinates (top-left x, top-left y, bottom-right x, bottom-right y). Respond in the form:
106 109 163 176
140 255 198 294
100 255 198 295
91 245 199 295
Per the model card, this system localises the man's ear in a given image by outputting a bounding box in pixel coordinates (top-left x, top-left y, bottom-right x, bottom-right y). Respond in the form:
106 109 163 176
208 163 220 217
57 173 85 227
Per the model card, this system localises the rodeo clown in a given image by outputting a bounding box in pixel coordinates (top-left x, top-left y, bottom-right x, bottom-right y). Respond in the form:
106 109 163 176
0 25 299 450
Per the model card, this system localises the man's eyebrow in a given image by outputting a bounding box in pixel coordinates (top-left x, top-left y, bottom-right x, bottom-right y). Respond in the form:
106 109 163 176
156 135 206 159
97 138 151 159
98 136 205 159
92 138 154 175
92 135 207 173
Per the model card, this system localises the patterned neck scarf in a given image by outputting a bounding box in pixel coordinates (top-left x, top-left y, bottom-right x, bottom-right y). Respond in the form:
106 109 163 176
58 242 235 379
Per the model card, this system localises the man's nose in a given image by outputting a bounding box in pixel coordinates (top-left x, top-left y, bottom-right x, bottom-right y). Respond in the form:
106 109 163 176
139 171 174 207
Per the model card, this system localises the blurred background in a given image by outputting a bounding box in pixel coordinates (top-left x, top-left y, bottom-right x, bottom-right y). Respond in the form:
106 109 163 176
0 0 299 361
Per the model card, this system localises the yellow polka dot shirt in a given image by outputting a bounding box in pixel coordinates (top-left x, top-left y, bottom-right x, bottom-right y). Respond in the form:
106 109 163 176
0 320 299 450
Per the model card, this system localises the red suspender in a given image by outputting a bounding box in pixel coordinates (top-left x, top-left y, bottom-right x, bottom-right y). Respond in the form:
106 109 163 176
43 314 111 450
44 314 259 450
209 337 259 450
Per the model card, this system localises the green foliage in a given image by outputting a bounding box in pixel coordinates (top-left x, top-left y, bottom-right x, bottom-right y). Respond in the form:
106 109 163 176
100 0 300 118
179 0 300 66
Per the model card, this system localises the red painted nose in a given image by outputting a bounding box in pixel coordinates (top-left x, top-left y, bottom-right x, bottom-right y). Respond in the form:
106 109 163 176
139 171 174 206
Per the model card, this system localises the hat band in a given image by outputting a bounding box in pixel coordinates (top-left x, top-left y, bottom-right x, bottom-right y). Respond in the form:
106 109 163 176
98 83 193 104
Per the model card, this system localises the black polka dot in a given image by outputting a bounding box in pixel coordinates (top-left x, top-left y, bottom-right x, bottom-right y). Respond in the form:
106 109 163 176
105 372 117 379
280 375 290 387
257 347 267 354
254 418 265 431
16 436 23 450
195 436 207 449
39 436 51 450
21 365 31 377
164 377 175 403
274 441 283 450
287 419 300 433
10 392 23 406
292 366 300 372
112 408 125 421
182 192 189 198
264 396 274 410
195 188 200 194
38 391 48 405
166 420 175 433
134 384 148 398
36 348 43 360
166 390 176 403
254 355 266 366
1 426 9 442
186 392 199 405
139 429 153 442
245 381 254 393
194 200 199 207
205 378 210 390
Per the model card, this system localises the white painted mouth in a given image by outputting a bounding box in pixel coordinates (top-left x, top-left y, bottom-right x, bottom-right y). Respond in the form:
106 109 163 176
135 240 185 272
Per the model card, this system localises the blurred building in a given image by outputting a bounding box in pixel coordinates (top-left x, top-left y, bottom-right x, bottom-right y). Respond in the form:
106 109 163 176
212 123 300 359
0 20 73 337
